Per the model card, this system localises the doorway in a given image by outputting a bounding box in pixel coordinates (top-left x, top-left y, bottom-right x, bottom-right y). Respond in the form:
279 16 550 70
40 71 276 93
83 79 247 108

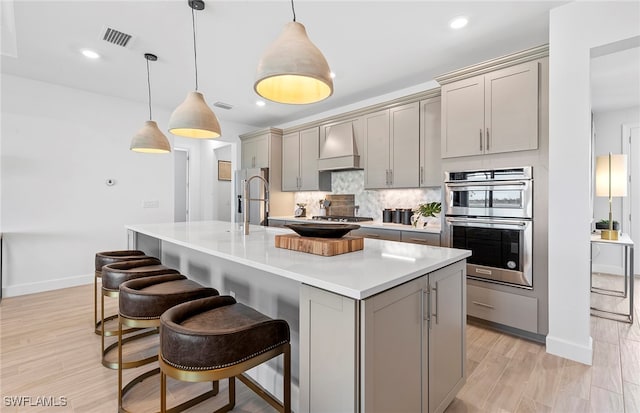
174 148 190 222
623 122 640 275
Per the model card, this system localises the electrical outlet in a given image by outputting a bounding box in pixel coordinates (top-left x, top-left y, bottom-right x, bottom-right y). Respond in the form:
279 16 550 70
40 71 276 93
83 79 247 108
143 200 159 208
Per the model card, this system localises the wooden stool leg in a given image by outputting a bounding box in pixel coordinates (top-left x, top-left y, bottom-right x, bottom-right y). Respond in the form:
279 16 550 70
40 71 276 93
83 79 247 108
94 272 99 335
118 317 123 411
229 376 236 410
161 372 167 413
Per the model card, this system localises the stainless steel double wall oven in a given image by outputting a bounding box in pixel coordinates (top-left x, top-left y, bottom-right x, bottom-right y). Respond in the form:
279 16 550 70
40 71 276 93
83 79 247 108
445 167 533 289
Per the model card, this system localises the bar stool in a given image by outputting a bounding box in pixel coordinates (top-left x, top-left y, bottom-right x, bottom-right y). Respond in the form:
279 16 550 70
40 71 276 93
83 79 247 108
94 250 149 335
118 273 220 413
159 295 291 413
101 258 179 369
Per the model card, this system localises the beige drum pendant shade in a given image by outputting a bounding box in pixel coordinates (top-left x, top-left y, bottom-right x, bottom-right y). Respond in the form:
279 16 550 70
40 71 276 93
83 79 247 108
131 120 171 153
255 21 333 105
168 91 221 139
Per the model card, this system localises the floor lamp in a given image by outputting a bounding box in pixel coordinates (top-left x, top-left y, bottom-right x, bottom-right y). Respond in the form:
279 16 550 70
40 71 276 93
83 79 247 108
595 153 628 240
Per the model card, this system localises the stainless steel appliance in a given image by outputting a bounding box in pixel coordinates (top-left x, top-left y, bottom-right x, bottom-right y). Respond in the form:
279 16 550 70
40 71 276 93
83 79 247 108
235 168 268 226
444 167 533 289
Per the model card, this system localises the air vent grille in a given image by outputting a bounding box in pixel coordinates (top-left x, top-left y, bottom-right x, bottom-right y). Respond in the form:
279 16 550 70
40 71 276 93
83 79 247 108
213 101 233 110
102 27 132 47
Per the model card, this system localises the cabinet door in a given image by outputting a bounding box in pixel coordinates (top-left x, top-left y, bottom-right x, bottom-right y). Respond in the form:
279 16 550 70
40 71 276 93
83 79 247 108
390 102 420 188
420 97 442 187
441 75 484 158
364 110 390 189
300 285 357 413
282 132 300 191
362 276 425 413
485 61 539 154
241 135 270 169
299 127 320 190
427 261 466 413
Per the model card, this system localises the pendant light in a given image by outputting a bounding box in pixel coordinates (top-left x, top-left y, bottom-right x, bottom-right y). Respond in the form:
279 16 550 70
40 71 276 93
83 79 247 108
168 0 221 139
130 53 171 153
254 0 333 105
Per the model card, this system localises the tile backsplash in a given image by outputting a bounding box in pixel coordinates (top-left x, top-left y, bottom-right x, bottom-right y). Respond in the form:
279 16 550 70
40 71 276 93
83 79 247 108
293 170 442 220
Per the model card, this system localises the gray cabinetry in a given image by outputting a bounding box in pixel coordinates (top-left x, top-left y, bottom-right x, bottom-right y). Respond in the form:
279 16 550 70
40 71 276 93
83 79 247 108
241 133 270 169
361 260 466 413
364 102 420 189
282 127 330 192
401 231 440 246
467 283 538 333
420 97 442 187
440 60 539 158
350 227 402 242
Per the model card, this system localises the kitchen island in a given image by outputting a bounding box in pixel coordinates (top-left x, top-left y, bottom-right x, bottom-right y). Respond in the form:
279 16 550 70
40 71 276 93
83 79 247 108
126 221 470 413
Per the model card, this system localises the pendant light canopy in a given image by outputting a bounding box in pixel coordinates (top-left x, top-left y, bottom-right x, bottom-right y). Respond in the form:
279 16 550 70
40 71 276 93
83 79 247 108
130 53 171 153
168 0 221 139
254 1 333 105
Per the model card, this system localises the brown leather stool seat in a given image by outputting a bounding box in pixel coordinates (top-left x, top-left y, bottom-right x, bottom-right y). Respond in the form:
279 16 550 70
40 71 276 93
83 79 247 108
101 258 179 369
159 296 291 413
94 250 148 335
117 274 219 413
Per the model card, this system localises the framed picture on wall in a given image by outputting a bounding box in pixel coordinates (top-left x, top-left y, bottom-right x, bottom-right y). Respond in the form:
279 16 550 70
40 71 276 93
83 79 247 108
218 160 231 181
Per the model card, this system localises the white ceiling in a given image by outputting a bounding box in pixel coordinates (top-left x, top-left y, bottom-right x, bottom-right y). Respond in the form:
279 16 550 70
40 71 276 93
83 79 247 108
2 1 570 132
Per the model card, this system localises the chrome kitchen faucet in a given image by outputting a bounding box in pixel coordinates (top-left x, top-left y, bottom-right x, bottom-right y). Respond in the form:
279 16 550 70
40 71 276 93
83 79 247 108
243 175 269 235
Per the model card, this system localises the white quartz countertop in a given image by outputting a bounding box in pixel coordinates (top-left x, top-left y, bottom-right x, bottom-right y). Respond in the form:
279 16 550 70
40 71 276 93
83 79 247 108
126 221 469 300
268 216 442 234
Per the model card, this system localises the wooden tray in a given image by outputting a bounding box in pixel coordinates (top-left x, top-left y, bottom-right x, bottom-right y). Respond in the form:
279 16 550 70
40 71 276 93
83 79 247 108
275 234 364 256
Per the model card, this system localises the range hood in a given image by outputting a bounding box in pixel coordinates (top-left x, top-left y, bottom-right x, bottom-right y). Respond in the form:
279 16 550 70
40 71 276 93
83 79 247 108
318 122 361 171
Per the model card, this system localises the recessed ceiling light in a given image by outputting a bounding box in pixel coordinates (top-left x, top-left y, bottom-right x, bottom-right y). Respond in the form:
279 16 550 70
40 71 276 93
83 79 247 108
449 16 468 30
256 100 266 107
81 49 100 59
330 72 336 79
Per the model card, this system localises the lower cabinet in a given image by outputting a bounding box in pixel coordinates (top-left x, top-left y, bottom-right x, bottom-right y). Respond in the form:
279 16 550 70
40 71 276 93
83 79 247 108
467 283 538 333
350 227 402 241
300 260 466 413
401 231 441 246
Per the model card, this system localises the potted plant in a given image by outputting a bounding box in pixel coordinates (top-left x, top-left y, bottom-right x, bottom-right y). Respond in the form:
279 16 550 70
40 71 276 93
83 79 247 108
412 202 442 228
595 219 619 231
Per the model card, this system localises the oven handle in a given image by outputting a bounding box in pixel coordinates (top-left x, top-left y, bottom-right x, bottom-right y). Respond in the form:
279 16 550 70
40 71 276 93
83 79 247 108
446 216 530 229
445 180 528 188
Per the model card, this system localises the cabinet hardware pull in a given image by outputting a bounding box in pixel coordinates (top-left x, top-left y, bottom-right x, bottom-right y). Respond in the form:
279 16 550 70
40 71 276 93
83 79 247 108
420 166 424 184
472 301 494 309
479 129 483 151
367 234 381 238
410 238 427 243
423 289 430 323
486 128 490 151
385 170 389 186
390 170 393 186
433 284 438 325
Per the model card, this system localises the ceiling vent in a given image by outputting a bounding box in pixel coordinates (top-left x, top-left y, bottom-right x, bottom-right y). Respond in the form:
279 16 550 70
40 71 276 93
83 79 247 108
101 27 133 47
213 101 233 110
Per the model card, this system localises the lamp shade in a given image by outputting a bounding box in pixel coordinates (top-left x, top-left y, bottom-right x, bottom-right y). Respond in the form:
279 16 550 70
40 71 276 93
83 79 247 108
168 91 221 139
595 153 628 197
130 120 171 154
255 21 333 105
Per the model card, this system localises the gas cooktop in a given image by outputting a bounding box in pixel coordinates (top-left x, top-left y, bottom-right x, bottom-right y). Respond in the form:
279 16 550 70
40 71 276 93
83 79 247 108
311 215 374 223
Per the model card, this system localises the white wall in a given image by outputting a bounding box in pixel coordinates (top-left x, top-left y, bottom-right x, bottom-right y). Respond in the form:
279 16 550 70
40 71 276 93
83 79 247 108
592 107 640 275
1 74 174 296
547 2 640 365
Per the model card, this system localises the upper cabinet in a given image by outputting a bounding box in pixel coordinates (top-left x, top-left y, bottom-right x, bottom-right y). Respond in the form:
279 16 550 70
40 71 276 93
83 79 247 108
241 133 270 169
282 127 331 192
364 102 420 189
440 59 541 158
420 97 442 187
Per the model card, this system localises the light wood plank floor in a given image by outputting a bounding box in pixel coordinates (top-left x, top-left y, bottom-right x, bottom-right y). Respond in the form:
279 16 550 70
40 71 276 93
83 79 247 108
0 274 638 412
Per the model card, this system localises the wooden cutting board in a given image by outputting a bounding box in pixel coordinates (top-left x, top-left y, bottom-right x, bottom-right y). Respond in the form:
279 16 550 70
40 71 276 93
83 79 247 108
275 234 364 256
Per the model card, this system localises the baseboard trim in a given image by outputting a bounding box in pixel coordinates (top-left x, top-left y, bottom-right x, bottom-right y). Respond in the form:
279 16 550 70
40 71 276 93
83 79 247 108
546 334 593 365
3 274 93 298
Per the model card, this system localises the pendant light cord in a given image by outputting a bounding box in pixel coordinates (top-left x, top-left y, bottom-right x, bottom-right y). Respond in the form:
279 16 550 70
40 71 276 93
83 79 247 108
146 57 153 120
290 0 296 22
191 6 199 91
